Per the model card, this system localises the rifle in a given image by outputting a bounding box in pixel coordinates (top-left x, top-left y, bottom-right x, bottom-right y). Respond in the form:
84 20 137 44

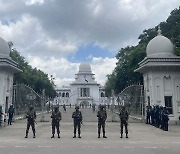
34 120 37 124
81 121 84 126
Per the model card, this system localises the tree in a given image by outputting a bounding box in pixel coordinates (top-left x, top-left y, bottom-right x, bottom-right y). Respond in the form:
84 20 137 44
10 49 56 98
105 7 180 94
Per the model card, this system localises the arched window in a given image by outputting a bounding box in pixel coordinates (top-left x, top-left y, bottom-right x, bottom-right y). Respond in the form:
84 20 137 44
101 92 104 97
66 92 69 97
62 92 65 97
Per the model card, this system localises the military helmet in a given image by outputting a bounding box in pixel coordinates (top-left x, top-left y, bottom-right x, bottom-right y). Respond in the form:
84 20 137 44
53 105 59 108
75 106 79 109
102 105 106 108
29 105 34 110
99 104 105 109
122 106 126 109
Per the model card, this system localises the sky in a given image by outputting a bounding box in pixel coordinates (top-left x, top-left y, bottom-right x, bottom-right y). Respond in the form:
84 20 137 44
0 0 179 88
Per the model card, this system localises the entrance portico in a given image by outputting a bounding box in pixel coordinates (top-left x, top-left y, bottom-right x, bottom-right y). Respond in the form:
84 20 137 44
0 38 22 116
135 27 180 123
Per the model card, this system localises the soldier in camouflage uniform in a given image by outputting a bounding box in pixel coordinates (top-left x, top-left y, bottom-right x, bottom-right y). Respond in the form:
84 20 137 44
119 106 129 138
51 106 62 138
97 105 107 138
25 106 36 138
72 106 82 138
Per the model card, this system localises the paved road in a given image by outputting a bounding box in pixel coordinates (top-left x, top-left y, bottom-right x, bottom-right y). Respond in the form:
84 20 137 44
0 108 180 154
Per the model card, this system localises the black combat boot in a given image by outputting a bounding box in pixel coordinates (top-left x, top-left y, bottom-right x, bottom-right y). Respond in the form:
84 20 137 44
103 134 107 138
78 134 81 138
73 134 76 138
98 133 100 138
126 134 128 138
51 134 55 138
25 131 28 138
33 132 36 138
58 133 60 138
120 134 123 138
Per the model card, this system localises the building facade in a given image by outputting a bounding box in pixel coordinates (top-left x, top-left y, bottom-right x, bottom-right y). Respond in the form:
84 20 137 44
135 28 180 123
0 38 22 115
55 62 107 106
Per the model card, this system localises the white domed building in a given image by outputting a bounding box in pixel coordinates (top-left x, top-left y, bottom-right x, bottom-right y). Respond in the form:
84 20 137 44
0 37 22 115
135 27 180 123
55 62 107 107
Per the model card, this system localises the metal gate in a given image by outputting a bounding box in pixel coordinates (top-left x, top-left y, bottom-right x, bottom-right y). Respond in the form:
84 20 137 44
12 84 44 115
118 85 145 118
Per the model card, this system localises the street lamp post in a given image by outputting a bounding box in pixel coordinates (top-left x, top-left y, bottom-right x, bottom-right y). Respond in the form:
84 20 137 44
117 96 120 110
111 90 115 122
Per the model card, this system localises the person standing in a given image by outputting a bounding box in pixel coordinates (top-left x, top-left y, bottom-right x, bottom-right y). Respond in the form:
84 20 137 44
119 106 129 138
25 106 36 138
51 106 62 138
8 104 14 125
146 106 151 124
92 104 96 113
97 105 107 138
162 107 169 131
63 104 66 113
0 105 3 126
72 106 82 138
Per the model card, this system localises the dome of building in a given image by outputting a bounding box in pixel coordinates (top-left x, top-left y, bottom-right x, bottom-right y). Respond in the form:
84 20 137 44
146 28 174 57
79 62 92 73
0 37 10 57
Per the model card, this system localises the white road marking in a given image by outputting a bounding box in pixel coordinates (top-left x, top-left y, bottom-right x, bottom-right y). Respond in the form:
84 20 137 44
123 147 135 148
103 146 112 149
38 146 52 148
173 142 180 144
145 147 157 149
15 146 27 148
127 142 137 144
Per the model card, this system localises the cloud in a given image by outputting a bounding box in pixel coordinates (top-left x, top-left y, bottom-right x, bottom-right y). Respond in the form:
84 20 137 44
91 57 117 85
24 0 44 6
25 0 179 49
1 0 179 53
0 0 179 88
0 14 79 57
27 55 117 87
27 56 79 87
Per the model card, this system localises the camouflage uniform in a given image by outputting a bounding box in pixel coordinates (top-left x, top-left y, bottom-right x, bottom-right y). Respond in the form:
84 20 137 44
51 107 62 138
97 105 107 138
25 106 36 138
72 106 82 138
119 106 129 138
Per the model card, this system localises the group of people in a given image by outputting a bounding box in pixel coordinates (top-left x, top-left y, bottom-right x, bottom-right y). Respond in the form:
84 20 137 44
146 105 169 131
24 105 130 139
